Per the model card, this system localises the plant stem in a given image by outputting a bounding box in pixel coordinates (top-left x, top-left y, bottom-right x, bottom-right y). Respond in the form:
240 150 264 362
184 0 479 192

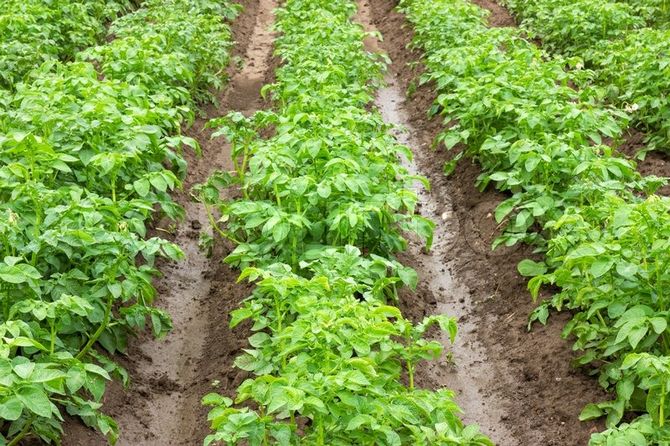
661 380 666 428
7 417 35 446
205 204 243 245
76 294 113 360
317 416 325 446
50 320 56 354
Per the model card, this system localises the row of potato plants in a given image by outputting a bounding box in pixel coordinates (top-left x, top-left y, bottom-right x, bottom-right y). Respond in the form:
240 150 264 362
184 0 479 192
502 0 670 152
0 0 239 444
0 0 133 90
399 0 670 443
197 0 492 444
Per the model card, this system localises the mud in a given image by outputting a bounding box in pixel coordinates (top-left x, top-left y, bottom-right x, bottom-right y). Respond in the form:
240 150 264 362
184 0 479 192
365 0 607 445
618 129 670 196
471 0 516 27
60 0 277 444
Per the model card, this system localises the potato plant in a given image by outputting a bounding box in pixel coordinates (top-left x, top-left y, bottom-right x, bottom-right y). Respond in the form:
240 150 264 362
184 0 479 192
0 0 239 444
0 0 132 90
198 0 490 444
590 30 670 152
502 0 644 54
501 0 670 152
400 0 670 443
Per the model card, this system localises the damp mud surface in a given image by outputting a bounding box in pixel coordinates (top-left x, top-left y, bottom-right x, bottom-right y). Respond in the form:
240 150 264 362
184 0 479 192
61 0 276 444
364 0 607 444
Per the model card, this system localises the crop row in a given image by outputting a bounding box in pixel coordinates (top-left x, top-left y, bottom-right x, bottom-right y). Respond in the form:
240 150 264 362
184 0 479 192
197 0 491 445
0 0 132 90
0 0 238 444
502 0 670 152
502 0 668 53
399 0 670 443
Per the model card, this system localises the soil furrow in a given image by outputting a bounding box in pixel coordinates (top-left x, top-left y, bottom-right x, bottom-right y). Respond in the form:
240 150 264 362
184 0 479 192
364 0 607 445
61 0 277 444
356 2 514 442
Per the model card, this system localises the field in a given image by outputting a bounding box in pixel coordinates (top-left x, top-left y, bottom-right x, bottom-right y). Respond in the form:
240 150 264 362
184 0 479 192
1 0 670 445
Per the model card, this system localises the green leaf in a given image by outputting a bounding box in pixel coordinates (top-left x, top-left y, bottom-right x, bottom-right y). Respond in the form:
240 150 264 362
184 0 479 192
579 403 604 421
12 361 34 379
133 178 151 197
590 258 614 278
517 259 547 277
494 198 517 223
650 317 667 334
16 385 52 418
202 393 232 407
397 267 418 290
0 264 41 284
346 414 372 430
230 307 253 328
0 397 23 421
272 222 290 243
149 175 168 193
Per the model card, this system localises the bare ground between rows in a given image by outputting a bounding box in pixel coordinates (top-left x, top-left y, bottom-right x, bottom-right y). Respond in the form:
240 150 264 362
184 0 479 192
59 0 277 444
366 0 607 445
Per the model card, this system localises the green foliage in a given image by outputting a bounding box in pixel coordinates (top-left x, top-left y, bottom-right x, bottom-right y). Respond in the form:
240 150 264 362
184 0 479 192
0 0 131 90
592 29 670 151
198 0 490 444
0 0 239 443
502 0 645 54
80 0 240 102
399 0 670 443
501 0 670 151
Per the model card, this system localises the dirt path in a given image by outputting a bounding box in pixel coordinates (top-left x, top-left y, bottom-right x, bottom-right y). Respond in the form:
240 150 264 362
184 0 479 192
363 0 608 445
61 0 277 444
356 3 514 442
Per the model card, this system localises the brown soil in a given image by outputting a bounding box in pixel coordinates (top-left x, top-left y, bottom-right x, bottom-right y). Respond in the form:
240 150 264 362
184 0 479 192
471 0 516 27
60 0 276 444
365 0 607 445
617 129 670 196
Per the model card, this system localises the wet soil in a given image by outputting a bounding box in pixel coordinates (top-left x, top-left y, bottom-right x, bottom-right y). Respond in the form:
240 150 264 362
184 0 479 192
618 128 670 196
60 0 277 444
471 0 516 27
365 0 607 444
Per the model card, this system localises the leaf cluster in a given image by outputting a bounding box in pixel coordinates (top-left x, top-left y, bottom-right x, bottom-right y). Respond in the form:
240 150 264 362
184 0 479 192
0 0 239 444
0 0 131 90
501 0 670 151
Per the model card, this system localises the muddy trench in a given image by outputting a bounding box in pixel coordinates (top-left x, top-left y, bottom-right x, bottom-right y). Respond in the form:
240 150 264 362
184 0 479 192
62 0 276 444
363 0 607 445
59 0 613 445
